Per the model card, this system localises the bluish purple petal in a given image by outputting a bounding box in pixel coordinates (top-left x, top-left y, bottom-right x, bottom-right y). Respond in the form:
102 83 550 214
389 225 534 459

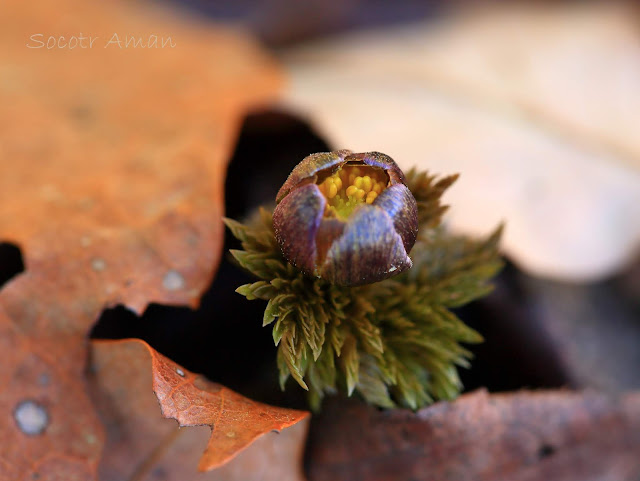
373 184 418 253
321 206 412 286
273 184 325 275
315 217 346 267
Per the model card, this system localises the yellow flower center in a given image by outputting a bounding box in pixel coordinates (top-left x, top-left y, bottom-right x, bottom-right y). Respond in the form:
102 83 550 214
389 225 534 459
317 165 389 218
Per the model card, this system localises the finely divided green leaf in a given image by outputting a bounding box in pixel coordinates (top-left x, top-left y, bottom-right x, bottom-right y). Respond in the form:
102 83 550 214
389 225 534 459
225 171 502 410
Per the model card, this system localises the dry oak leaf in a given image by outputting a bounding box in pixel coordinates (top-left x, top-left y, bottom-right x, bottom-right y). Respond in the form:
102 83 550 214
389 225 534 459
89 339 309 480
0 0 282 478
306 389 640 481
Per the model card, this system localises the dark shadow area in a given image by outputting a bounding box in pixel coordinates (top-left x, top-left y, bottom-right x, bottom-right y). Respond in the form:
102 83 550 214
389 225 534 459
91 110 329 409
0 242 25 289
517 266 640 392
614 254 640 317
457 261 572 393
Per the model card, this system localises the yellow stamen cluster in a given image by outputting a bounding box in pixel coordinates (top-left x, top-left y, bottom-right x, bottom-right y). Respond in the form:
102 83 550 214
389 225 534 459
317 165 388 218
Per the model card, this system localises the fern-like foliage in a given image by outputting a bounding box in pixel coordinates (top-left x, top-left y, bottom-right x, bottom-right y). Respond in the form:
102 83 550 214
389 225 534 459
225 169 502 410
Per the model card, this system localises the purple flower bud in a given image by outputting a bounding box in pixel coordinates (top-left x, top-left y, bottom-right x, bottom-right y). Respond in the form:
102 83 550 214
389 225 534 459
273 150 418 286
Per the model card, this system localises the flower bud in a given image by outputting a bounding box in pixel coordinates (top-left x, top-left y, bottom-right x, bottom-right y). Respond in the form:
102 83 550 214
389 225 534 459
273 150 418 286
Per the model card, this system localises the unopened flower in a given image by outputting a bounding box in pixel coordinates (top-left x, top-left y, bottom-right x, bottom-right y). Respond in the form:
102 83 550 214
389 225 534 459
273 150 418 286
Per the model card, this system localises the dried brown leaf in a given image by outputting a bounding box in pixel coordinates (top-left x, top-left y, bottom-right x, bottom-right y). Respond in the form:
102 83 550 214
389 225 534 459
306 389 640 481
90 339 309 479
0 0 281 477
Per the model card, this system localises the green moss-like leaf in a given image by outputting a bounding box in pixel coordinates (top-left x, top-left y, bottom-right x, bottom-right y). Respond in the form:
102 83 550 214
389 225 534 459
404 168 459 228
226 171 503 410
